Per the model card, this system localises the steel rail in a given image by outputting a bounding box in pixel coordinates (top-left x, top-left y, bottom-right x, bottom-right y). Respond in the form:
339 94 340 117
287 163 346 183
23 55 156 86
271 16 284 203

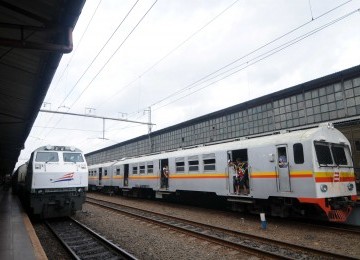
86 197 356 260
45 217 137 260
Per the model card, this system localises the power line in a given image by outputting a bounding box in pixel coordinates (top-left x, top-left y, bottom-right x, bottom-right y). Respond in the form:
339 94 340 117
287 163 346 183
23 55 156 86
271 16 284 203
46 0 103 104
96 0 240 110
142 1 354 110
34 0 104 144
57 0 141 109
38 0 143 141
153 7 360 112
68 0 158 110
33 125 103 133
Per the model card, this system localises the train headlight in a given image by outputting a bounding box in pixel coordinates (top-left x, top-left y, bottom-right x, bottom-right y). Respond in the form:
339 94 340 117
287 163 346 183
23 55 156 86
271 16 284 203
347 183 354 191
320 184 328 192
77 188 83 193
37 189 44 194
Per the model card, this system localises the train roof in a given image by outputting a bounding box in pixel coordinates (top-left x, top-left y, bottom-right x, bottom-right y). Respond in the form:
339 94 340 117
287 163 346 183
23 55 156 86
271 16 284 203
88 161 117 169
33 145 83 153
101 123 349 166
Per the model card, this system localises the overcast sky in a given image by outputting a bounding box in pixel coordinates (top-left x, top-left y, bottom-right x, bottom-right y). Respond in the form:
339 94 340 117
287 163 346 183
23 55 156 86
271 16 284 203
16 0 360 167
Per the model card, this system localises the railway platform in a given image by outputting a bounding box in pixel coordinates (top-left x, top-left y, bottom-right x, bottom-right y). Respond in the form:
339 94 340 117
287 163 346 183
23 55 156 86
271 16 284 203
0 187 47 260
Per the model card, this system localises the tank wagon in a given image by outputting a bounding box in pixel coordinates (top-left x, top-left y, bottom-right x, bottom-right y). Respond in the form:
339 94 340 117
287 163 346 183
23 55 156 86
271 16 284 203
14 145 88 218
88 123 357 222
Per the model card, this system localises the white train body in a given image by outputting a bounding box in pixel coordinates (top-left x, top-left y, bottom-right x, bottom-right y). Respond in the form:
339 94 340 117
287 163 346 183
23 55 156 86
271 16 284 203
15 145 88 218
88 123 357 222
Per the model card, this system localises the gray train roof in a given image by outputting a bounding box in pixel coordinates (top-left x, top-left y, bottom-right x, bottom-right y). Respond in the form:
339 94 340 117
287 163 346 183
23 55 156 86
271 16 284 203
0 1 85 176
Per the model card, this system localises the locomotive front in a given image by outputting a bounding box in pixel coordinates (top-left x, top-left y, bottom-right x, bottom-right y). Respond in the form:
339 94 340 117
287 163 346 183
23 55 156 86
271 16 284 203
299 124 357 222
26 145 88 218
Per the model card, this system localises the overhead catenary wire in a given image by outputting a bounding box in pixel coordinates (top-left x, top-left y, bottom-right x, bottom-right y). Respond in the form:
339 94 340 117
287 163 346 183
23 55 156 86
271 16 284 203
33 0 104 145
46 0 103 104
68 0 158 110
145 1 353 110
26 1 104 153
38 0 144 140
95 1 356 137
57 0 141 109
61 0 159 143
152 7 360 112
16 2 359 167
96 0 241 111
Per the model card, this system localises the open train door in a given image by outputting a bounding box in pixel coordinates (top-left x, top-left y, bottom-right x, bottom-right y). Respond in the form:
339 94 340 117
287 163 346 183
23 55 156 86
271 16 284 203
160 159 169 189
123 164 129 187
276 145 291 192
227 149 248 194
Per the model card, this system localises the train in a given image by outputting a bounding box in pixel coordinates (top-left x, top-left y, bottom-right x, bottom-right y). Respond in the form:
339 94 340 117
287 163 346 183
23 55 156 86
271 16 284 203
88 122 357 222
12 145 88 218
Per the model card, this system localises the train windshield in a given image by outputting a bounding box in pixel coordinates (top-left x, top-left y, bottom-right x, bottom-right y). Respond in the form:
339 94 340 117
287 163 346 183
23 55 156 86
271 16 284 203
314 141 352 167
63 153 84 163
35 152 59 162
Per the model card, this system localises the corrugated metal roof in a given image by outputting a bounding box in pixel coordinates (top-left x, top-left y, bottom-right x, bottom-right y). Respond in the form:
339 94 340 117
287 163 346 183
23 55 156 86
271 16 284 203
0 0 85 176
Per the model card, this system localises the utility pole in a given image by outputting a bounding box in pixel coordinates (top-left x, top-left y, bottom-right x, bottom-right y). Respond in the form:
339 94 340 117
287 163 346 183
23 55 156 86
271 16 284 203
144 107 153 153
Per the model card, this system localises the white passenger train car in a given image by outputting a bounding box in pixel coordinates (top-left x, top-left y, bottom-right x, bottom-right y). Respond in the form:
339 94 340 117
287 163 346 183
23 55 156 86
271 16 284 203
15 145 88 218
88 123 357 222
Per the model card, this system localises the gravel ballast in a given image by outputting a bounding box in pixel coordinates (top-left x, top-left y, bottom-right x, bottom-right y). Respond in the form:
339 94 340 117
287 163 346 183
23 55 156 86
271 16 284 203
73 193 360 259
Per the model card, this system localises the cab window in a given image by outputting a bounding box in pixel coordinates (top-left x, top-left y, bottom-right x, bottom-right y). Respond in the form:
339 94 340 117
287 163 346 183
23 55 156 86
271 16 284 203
35 152 59 162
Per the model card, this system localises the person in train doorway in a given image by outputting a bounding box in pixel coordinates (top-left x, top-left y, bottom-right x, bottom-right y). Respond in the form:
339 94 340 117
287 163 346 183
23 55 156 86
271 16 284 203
232 159 249 195
162 165 169 190
228 159 239 194
279 154 287 168
241 162 249 195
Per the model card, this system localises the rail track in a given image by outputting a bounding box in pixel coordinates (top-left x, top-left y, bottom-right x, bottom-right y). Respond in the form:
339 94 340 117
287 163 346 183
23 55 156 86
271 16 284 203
45 217 137 260
85 196 356 260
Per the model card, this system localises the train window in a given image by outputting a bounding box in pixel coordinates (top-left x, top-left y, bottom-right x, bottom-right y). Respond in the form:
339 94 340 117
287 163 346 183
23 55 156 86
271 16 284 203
331 145 348 166
204 159 216 171
203 153 216 171
293 143 304 164
104 170 107 176
63 153 84 162
116 169 120 175
132 166 138 174
147 164 153 174
188 159 199 172
176 161 185 172
314 142 333 165
139 165 145 174
35 152 59 162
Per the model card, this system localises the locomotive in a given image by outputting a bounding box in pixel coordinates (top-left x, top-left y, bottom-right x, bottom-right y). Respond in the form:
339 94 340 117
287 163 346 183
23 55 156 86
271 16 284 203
88 123 357 222
13 145 88 218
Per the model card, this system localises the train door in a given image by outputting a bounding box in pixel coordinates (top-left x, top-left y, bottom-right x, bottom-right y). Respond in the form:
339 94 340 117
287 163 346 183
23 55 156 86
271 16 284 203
124 164 129 187
227 149 248 194
160 159 169 189
276 145 291 192
98 167 102 186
